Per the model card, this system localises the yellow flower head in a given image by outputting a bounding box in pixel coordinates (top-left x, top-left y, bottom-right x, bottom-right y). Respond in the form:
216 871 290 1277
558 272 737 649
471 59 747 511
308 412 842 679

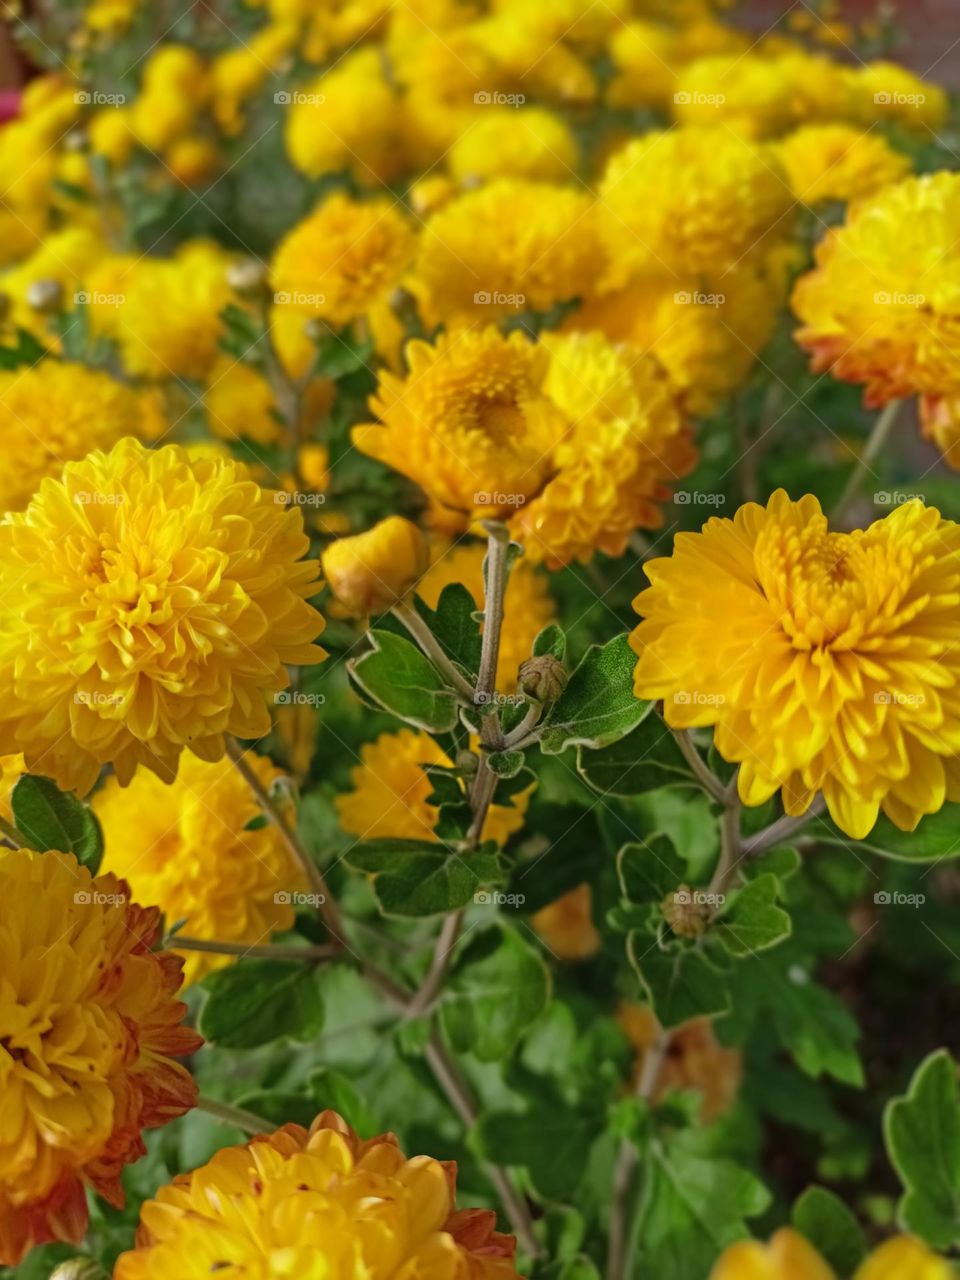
272 192 417 328
94 752 306 986
0 226 108 338
607 18 748 111
777 124 911 206
417 540 556 689
710 1230 951 1280
322 516 430 617
598 128 794 284
336 728 529 846
448 107 579 184
0 361 166 512
0 438 325 794
0 847 200 1267
792 173 960 409
532 884 601 960
86 241 235 381
849 61 949 133
413 179 604 324
632 490 960 839
115 1110 519 1280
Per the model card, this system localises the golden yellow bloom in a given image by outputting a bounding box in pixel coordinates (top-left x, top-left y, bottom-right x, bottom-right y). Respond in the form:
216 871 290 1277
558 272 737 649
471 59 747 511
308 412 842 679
115 1110 518 1280
0 226 108 338
210 22 297 135
0 361 166 512
0 847 200 1266
619 1004 741 1122
417 540 556 688
284 47 406 185
166 136 220 186
532 884 601 960
268 0 392 63
413 179 603 324
848 61 949 134
203 354 284 446
792 173 960 409
598 129 794 285
778 124 911 205
272 192 416 328
94 752 306 986
631 490 960 840
322 517 429 617
710 1230 951 1280
0 437 325 794
0 752 24 818
448 107 578 183
86 241 235 380
336 728 529 846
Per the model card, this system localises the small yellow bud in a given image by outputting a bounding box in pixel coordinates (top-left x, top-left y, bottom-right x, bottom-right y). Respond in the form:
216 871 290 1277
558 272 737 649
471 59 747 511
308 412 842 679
322 516 429 617
518 654 567 703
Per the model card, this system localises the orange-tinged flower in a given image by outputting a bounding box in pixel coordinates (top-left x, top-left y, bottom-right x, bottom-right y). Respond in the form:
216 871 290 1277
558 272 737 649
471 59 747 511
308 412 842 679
0 438 325 794
322 517 430 617
618 1003 741 1122
115 1110 519 1280
532 884 601 960
0 846 199 1267
94 752 306 986
631 490 960 839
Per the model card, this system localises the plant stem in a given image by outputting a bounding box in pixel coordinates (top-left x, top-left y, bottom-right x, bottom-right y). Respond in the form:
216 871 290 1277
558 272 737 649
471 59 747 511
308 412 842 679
741 795 827 858
0 816 22 848
606 1031 671 1280
405 909 463 1020
502 701 543 750
476 522 511 709
709 792 743 899
392 600 475 702
197 1095 272 1135
226 738 346 947
464 755 499 847
833 399 903 525
169 935 337 963
673 728 730 805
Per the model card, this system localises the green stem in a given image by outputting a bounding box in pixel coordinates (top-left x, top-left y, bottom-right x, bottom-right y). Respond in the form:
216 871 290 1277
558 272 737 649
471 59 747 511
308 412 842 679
197 1095 272 1135
833 399 903 525
392 600 476 702
169 935 337 963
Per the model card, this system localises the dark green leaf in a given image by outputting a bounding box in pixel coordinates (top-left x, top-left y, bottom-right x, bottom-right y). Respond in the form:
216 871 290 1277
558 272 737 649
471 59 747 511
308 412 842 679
346 839 503 916
629 939 731 1028
809 806 960 863
414 583 482 682
885 1049 960 1248
474 1099 598 1199
12 774 104 873
577 716 696 797
0 327 48 370
533 623 566 661
309 1068 378 1135
349 630 460 732
792 1186 867 1275
488 749 526 778
200 959 325 1049
440 927 550 1061
714 873 792 957
618 835 688 906
540 635 651 754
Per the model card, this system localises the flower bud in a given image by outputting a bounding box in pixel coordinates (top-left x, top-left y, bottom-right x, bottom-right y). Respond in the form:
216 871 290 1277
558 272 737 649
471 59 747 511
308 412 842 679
518 654 567 703
226 257 269 298
455 748 479 776
322 517 429 617
25 277 64 313
50 1259 108 1280
661 885 711 939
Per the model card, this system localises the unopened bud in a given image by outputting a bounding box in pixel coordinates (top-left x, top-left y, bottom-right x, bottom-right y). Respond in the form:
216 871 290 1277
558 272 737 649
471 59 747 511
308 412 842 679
455 749 479 776
25 278 64 313
226 258 269 297
518 655 567 703
321 516 429 617
49 1260 108 1280
662 885 711 939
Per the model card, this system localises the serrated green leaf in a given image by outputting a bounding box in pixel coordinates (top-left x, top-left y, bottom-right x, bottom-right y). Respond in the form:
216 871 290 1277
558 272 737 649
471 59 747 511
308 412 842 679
349 630 460 732
413 583 482 682
440 927 550 1061
618 835 688 906
714 873 792 956
792 1186 867 1275
346 839 503 915
577 715 696 797
532 623 566 661
473 1098 598 1199
12 774 103 873
628 936 731 1028
540 634 651 754
885 1049 960 1248
200 960 326 1048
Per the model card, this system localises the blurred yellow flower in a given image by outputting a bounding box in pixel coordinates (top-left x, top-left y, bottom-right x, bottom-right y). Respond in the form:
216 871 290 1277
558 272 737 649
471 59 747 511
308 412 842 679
532 884 601 960
0 753 23 818
0 438 325 794
849 61 948 133
210 21 297 135
166 136 220 186
336 728 529 846
448 106 578 184
115 1111 519 1280
322 516 429 617
0 847 200 1267
631 490 960 839
778 124 910 205
0 226 107 337
95 752 306 986
710 1230 951 1280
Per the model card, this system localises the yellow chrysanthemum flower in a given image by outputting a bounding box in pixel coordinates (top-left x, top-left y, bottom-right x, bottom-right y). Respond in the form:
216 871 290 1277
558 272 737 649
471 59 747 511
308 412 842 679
607 17 748 110
86 241 235 381
0 226 108 338
792 173 960 410
210 21 297 135
0 438 325 794
272 192 417 328
336 728 529 846
598 128 794 284
777 124 911 206
531 884 601 960
115 1110 519 1280
448 106 578 183
418 540 556 689
94 752 306 986
631 490 960 840
413 179 604 324
0 846 200 1267
0 361 166 511
323 517 429 617
0 752 24 818
710 1229 951 1280
619 1004 741 1122
849 61 949 133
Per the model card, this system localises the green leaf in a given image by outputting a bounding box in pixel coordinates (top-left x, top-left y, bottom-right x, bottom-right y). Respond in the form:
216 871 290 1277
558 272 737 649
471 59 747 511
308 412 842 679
349 630 460 732
474 1098 598 1199
199 959 325 1049
628 939 731 1029
809 805 960 863
234 1090 318 1128
636 1140 771 1280
309 1067 377 1135
414 583 482 682
346 839 503 916
577 716 696 797
714 874 792 957
487 748 526 778
540 635 651 755
0 327 48 370
11 774 104 873
310 326 374 380
218 302 263 362
885 1049 960 1248
533 623 566 661
792 1186 867 1276
618 835 688 906
535 1259 601 1280
440 927 550 1061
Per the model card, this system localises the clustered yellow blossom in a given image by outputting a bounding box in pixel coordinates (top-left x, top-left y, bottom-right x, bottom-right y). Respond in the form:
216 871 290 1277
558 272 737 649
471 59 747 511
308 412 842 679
0 847 200 1265
115 1110 519 1279
711 1229 951 1280
776 124 911 206
94 752 307 985
0 438 325 794
631 490 960 840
